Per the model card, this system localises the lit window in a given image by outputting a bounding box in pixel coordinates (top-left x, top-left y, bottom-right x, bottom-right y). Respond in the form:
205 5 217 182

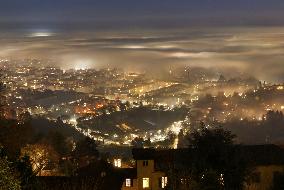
125 178 132 187
160 177 168 188
143 178 150 188
143 160 148 166
114 159 121 168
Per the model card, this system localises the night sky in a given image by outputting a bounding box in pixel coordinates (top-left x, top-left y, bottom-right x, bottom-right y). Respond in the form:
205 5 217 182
1 0 284 27
1 0 284 82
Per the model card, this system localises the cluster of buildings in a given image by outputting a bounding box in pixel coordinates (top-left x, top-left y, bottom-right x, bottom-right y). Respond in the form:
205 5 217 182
113 145 284 190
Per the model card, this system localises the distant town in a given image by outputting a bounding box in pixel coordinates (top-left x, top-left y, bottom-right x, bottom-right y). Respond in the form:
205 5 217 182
2 57 284 189
2 58 284 146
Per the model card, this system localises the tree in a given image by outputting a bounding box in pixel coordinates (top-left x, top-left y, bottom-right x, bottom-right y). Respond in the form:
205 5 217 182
0 121 34 159
76 159 112 177
21 144 59 176
72 137 99 168
130 136 152 148
186 127 249 190
15 156 39 190
46 130 72 156
199 170 223 190
0 146 21 190
0 157 21 190
177 129 186 148
18 112 32 124
167 131 177 144
73 137 99 158
131 137 143 148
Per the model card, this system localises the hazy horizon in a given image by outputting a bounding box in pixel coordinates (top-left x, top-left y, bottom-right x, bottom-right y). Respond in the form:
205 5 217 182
1 0 284 82
1 26 284 82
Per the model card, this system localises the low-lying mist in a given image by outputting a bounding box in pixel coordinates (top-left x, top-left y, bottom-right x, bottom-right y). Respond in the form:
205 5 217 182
1 26 284 82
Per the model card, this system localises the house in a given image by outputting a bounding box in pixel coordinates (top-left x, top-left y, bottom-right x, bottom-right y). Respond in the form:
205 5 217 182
121 148 174 190
242 145 284 190
121 145 284 190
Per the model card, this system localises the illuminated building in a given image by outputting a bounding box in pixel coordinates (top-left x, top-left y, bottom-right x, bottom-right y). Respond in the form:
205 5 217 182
114 158 122 168
121 145 284 190
121 149 172 190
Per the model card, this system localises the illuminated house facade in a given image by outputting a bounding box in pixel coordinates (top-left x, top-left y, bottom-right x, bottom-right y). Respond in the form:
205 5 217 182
119 149 166 190
121 149 184 190
121 145 284 190
243 145 284 190
121 159 168 190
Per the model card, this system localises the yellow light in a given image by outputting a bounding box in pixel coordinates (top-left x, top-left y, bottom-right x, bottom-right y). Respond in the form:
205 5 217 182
277 86 284 90
143 178 150 188
114 159 122 168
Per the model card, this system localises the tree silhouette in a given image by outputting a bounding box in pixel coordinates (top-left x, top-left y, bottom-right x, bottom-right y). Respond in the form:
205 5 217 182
0 145 21 190
15 155 39 189
186 127 249 190
21 144 59 176
73 137 99 158
72 137 99 168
